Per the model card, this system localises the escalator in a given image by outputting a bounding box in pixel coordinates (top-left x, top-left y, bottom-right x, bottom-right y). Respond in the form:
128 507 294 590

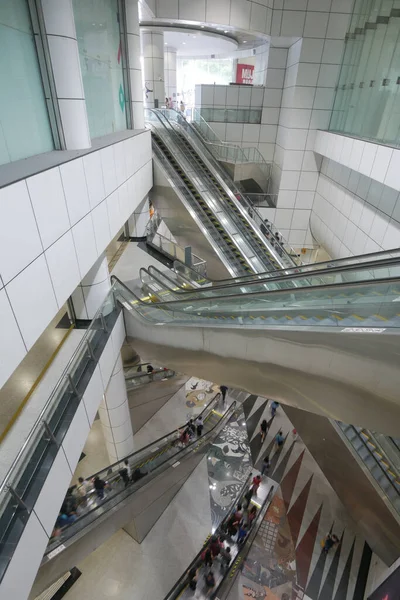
33 395 237 591
146 109 294 277
138 249 400 302
111 249 400 435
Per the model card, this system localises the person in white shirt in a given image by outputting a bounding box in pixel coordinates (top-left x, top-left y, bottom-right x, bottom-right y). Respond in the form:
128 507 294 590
196 415 204 436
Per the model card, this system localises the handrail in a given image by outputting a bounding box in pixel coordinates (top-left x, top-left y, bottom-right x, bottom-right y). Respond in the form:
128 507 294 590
214 485 275 600
157 108 296 268
0 293 116 495
148 110 268 273
178 249 400 286
88 393 221 482
163 471 254 600
144 257 400 297
341 424 400 497
149 122 246 277
46 397 236 549
111 271 400 310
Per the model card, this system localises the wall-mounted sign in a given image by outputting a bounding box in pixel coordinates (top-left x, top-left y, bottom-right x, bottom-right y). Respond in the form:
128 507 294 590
236 63 254 85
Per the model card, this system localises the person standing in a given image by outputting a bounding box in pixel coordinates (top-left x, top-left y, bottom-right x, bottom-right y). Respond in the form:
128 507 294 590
275 430 284 449
180 100 185 113
220 385 228 405
196 415 204 436
260 419 268 443
220 546 231 570
237 523 248 545
270 401 279 417
323 533 339 553
252 474 262 495
261 454 270 477
94 476 106 500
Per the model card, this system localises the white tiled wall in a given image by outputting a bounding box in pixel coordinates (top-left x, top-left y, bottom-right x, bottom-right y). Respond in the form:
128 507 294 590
312 157 400 258
0 132 152 389
0 313 126 600
314 131 400 194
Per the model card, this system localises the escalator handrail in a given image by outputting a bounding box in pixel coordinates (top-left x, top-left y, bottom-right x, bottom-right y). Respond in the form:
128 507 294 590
82 392 222 483
149 128 247 277
148 113 263 274
175 248 400 287
46 398 237 552
145 257 400 298
111 271 400 310
158 109 292 270
162 471 254 600
213 485 275 600
342 424 400 496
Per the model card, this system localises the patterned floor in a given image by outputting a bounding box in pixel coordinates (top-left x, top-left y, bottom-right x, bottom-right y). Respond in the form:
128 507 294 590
206 408 252 528
228 395 372 600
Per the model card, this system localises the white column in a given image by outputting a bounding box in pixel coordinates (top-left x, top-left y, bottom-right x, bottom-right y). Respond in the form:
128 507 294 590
99 354 134 463
71 254 110 320
141 31 165 108
125 0 145 129
164 46 177 108
128 196 150 238
41 0 91 149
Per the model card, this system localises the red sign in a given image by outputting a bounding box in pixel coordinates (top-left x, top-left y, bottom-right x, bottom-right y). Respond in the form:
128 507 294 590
236 63 254 85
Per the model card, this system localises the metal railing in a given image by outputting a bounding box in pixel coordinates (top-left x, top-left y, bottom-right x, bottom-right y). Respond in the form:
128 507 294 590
145 213 207 277
158 109 301 266
0 292 120 583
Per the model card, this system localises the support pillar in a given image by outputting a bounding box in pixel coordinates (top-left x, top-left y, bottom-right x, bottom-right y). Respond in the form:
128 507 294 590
70 254 110 320
125 0 145 129
41 0 91 149
141 31 165 108
164 46 177 108
99 355 134 463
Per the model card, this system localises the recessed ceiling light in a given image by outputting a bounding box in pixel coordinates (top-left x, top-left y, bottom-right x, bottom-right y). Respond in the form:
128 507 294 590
201 25 205 28
182 42 186 44
164 42 167 45
224 30 228 33
243 40 247 43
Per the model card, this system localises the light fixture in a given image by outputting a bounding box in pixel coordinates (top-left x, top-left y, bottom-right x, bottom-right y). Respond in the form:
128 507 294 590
182 42 186 44
201 25 205 28
243 40 247 43
224 30 228 33
164 42 167 45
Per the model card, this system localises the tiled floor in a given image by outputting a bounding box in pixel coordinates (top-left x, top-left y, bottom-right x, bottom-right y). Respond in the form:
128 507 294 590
64 457 212 600
60 385 373 600
228 397 372 600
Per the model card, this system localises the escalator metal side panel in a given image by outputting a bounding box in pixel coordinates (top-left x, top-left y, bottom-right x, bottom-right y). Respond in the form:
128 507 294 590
123 308 400 437
31 449 207 598
282 405 400 566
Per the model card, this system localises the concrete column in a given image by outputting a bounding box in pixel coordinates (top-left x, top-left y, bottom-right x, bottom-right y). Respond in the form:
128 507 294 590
125 0 145 129
127 196 150 238
141 31 165 108
99 354 134 463
71 254 110 320
41 0 91 149
164 46 177 108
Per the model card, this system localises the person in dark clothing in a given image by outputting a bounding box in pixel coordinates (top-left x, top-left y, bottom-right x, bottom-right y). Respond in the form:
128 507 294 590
260 419 268 442
237 523 248 545
94 476 106 499
188 567 197 590
323 533 339 553
244 485 254 507
146 364 154 373
261 454 270 477
202 547 213 568
205 571 215 592
132 468 146 482
195 415 204 436
220 385 228 404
